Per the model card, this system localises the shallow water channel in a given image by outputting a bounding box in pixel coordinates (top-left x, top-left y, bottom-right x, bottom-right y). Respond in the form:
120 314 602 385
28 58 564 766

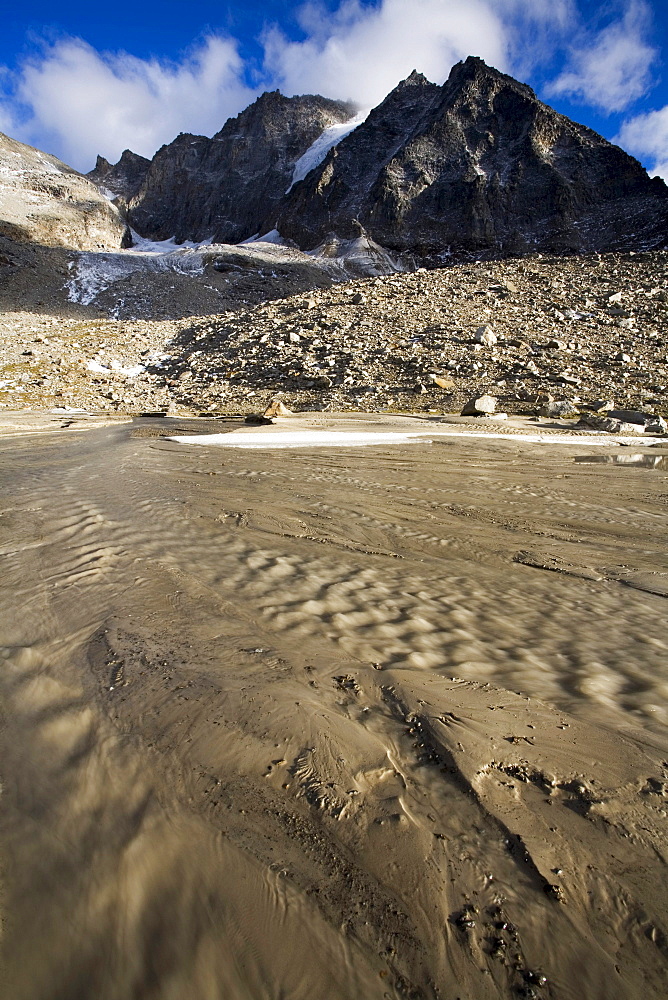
1 416 667 1000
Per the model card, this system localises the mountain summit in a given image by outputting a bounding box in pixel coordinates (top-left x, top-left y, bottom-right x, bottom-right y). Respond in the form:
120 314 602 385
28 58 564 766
273 56 668 257
112 93 355 245
91 56 667 259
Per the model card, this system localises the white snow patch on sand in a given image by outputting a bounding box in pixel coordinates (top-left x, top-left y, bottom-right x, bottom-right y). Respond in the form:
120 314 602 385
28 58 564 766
172 429 431 448
171 427 667 449
86 359 145 376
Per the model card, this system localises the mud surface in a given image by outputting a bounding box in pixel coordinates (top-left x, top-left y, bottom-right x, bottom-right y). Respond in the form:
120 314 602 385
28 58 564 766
1 416 667 999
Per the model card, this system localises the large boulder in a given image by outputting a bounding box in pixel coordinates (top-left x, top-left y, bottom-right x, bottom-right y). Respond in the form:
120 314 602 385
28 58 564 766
461 394 497 416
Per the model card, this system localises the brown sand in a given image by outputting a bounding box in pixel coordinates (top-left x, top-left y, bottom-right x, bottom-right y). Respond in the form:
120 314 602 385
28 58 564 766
1 413 667 999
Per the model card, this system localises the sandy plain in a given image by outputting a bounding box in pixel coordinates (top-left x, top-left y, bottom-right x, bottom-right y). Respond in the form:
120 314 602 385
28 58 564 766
1 411 667 1000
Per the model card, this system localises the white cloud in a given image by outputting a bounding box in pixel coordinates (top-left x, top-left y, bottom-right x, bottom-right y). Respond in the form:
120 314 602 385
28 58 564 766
262 0 511 107
9 36 258 170
0 0 662 173
546 0 657 112
616 106 668 181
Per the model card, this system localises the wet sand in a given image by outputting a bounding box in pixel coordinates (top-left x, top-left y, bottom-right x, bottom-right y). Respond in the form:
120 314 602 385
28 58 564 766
1 413 667 999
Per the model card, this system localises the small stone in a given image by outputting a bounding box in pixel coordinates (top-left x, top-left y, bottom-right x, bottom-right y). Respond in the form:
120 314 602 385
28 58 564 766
474 325 497 346
608 291 623 303
615 352 631 363
645 416 668 434
289 331 301 343
430 375 456 390
351 292 365 305
461 394 497 416
588 399 614 413
538 399 578 418
245 413 274 425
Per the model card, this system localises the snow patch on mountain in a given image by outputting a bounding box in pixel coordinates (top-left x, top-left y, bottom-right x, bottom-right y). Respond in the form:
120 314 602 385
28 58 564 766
129 231 214 253
241 229 291 246
66 245 207 307
287 112 368 192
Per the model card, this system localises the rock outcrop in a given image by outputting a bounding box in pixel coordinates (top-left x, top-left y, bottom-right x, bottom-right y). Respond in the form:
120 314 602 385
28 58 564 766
87 149 151 205
272 58 668 258
124 92 356 244
0 132 130 251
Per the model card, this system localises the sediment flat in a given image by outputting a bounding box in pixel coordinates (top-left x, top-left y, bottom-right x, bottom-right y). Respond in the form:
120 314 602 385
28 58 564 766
1 413 667 1000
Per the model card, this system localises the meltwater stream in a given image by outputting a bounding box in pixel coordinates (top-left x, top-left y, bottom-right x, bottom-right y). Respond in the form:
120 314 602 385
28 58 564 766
1 416 667 1000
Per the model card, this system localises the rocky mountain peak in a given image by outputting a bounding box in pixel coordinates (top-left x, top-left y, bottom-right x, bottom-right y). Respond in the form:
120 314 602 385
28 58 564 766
398 69 431 88
447 55 537 98
273 59 668 257
79 59 668 260
123 92 356 244
87 148 151 204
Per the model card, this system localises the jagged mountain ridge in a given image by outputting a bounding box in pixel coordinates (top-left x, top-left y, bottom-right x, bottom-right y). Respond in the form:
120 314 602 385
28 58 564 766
95 57 667 260
88 149 151 204
115 92 355 244
273 58 668 257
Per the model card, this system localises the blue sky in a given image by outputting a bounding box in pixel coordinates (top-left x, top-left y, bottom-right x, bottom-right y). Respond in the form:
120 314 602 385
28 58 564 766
1 1 667 178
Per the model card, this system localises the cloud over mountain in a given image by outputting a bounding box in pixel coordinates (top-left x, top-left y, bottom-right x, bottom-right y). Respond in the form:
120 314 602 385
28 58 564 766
616 105 668 180
546 0 656 112
0 0 662 171
2 36 257 169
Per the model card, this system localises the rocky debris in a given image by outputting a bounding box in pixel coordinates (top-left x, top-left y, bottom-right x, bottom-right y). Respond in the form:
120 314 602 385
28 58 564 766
578 410 666 434
461 395 497 416
607 409 667 431
121 93 355 244
275 58 668 258
0 132 130 251
2 249 668 420
578 414 647 434
0 232 400 323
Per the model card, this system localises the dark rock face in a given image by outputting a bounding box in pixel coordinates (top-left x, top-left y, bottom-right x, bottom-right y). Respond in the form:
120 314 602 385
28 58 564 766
87 150 151 205
125 92 355 244
87 58 667 259
273 58 668 257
